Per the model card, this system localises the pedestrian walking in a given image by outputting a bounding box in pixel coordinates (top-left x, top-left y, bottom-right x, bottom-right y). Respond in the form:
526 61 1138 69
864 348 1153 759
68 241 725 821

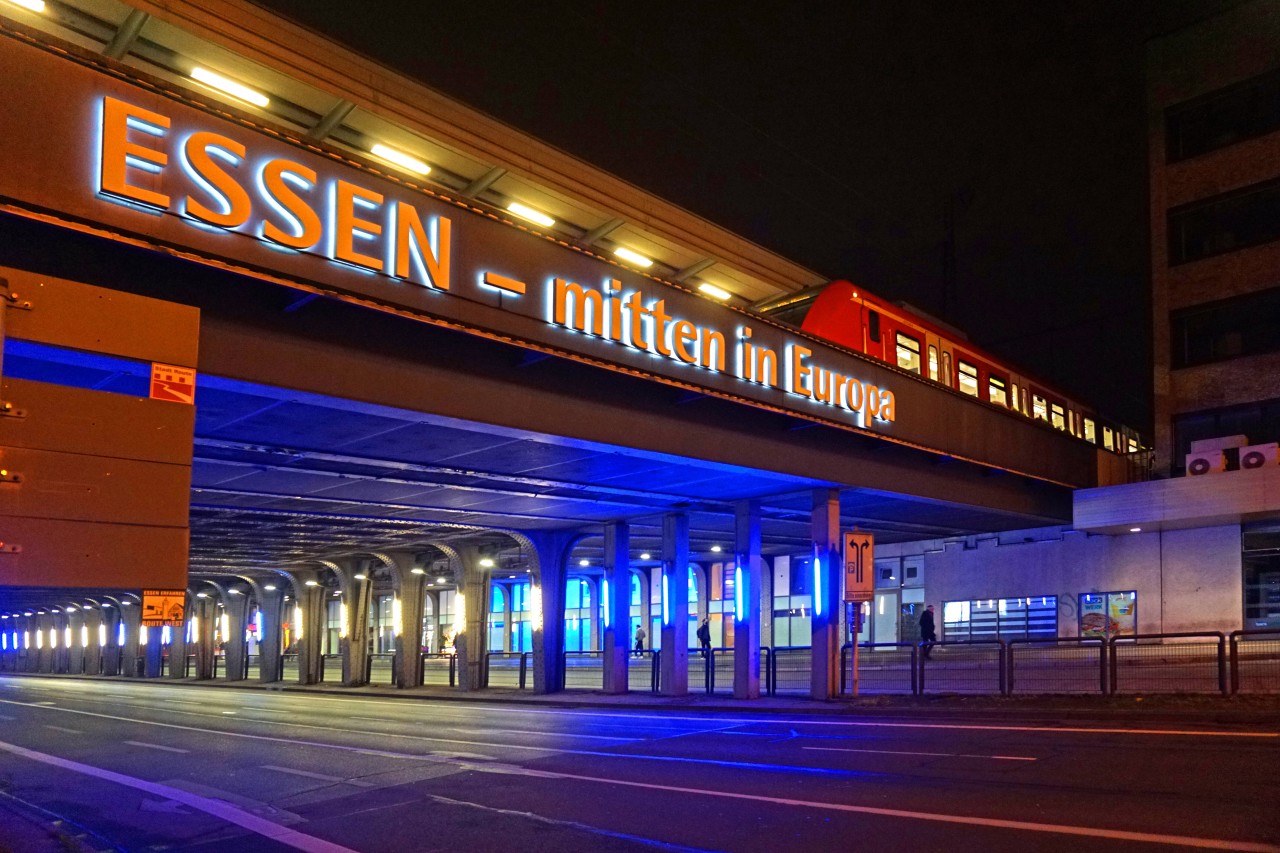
919 604 937 659
634 625 646 656
696 618 711 657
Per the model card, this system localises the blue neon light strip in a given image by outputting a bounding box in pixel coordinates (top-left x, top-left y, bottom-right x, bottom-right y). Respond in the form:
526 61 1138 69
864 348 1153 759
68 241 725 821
734 564 744 621
602 579 611 628
813 551 823 617
662 572 670 626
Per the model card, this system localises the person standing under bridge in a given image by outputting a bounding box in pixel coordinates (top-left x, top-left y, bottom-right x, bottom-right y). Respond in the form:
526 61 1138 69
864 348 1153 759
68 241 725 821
919 605 937 659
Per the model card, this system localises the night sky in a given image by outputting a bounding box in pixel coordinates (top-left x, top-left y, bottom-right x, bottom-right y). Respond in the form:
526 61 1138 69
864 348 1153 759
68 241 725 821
253 0 1155 430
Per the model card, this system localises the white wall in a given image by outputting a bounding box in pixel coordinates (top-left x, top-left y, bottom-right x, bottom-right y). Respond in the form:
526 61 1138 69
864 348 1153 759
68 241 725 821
876 524 1243 636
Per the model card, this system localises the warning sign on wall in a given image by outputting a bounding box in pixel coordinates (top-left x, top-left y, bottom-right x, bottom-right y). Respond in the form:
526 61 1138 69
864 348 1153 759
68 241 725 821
150 363 196 404
141 589 186 626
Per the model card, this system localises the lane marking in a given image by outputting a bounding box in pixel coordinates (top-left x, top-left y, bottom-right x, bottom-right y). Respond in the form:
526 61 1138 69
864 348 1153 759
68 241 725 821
5 694 1277 850
0 738 360 853
124 740 189 754
260 765 374 787
480 764 1280 852
803 746 1036 761
0 714 15 720
44 725 81 734
425 793 712 852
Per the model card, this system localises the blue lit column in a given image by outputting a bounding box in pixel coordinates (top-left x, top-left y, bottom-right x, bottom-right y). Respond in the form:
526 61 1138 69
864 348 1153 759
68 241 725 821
100 603 121 675
733 499 762 699
601 522 631 694
526 531 577 694
144 622 163 678
120 599 142 678
168 597 188 679
660 513 690 696
810 489 842 700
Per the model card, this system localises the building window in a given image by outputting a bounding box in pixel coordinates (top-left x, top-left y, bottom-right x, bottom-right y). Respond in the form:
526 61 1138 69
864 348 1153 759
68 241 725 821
896 332 921 373
928 345 939 381
1168 177 1280 265
1171 286 1280 368
957 361 979 397
988 376 1008 407
1083 417 1097 443
1050 403 1066 431
1166 68 1280 162
1032 394 1048 421
942 596 1057 641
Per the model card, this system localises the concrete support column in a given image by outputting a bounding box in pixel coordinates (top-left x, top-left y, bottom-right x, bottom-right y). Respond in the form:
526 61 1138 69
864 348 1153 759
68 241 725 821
222 590 250 681
121 602 142 677
101 606 120 676
455 545 490 691
810 488 842 700
601 522 631 694
144 624 163 678
734 499 763 699
256 585 285 683
384 551 426 690
169 608 188 679
294 579 325 685
660 513 690 696
67 611 86 675
35 613 53 672
194 597 216 680
527 532 574 695
336 561 373 687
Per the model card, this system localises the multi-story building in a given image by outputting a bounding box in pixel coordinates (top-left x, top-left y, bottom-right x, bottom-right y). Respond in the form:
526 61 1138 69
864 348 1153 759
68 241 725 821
874 0 1280 640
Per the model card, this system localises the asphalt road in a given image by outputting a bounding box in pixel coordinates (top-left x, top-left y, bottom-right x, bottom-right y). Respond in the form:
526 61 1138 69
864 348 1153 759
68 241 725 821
0 677 1277 852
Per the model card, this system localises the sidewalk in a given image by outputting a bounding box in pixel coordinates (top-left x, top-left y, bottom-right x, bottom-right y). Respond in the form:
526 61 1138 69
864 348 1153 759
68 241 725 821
8 672 1280 723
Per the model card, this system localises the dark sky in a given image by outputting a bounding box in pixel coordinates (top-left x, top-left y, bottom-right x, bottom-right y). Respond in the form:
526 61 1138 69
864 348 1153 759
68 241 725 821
253 0 1153 430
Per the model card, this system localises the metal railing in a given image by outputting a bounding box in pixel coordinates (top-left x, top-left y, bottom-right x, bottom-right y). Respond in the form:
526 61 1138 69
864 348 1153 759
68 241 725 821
366 653 396 685
485 651 528 689
563 650 601 689
420 652 455 686
919 640 1006 695
1109 633 1226 696
1230 629 1280 694
1007 637 1106 695
840 642 917 695
769 646 815 695
319 653 343 684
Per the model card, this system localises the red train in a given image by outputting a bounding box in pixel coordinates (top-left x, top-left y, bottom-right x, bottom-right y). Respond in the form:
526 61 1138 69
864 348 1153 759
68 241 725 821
753 280 1143 456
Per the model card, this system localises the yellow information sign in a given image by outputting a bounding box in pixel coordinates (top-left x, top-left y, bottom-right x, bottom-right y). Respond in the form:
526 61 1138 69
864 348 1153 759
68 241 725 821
843 532 874 602
141 589 186 627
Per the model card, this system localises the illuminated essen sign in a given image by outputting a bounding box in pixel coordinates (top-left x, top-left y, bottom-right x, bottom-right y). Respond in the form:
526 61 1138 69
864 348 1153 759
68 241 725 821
94 95 896 428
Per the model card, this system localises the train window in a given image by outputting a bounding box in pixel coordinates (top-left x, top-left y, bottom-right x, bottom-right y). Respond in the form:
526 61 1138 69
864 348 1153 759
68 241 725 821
1032 394 1048 421
1010 382 1021 412
1083 418 1097 443
1127 437 1139 454
896 333 921 373
868 310 881 343
928 345 939 381
988 376 1008 406
1050 403 1066 430
1102 426 1115 451
941 352 952 387
957 361 979 397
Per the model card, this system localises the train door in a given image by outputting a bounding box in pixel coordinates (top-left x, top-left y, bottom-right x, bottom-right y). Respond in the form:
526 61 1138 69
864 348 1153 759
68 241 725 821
924 334 942 383
865 307 885 362
937 342 954 387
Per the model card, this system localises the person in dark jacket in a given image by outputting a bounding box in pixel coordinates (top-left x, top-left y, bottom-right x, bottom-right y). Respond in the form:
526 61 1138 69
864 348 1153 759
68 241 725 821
697 618 712 657
919 605 937 658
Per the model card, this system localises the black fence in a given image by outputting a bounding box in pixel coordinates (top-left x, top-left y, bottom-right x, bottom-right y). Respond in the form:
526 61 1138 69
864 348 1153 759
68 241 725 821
1231 629 1280 694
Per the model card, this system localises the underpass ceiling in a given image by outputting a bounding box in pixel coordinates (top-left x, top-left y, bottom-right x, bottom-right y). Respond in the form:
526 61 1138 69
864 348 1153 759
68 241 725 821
2 341 1048 612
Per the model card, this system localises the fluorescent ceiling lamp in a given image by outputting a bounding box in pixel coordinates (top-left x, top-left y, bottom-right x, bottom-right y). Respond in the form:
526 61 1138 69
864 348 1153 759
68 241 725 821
370 143 431 176
614 247 652 268
640 552 651 561
190 67 270 108
710 545 722 553
4 0 45 11
507 202 555 228
698 282 732 301
578 559 590 567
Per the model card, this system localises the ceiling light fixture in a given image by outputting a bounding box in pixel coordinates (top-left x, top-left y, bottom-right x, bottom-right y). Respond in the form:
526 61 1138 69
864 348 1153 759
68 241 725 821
410 568 425 575
698 282 731 301
5 0 46 13
370 143 430 176
640 552 651 560
479 557 495 568
614 247 652 268
710 545 723 553
190 67 269 108
578 559 590 567
507 202 555 228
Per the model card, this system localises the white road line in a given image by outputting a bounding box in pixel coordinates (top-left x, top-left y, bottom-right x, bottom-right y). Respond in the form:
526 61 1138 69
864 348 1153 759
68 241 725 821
0 714 15 720
485 764 1280 852
44 725 81 734
803 746 1036 761
0 739 360 853
260 765 374 787
124 740 189 754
